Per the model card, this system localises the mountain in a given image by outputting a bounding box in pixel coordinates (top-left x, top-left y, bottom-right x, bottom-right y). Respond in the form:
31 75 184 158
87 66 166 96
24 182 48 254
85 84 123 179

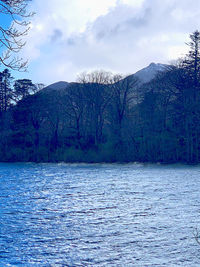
124 62 170 85
43 81 69 92
134 62 170 84
42 63 170 92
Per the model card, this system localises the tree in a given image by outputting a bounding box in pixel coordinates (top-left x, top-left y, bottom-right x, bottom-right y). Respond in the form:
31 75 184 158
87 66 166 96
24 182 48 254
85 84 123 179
13 78 37 101
0 68 13 113
178 30 200 162
77 70 114 145
108 75 139 159
11 93 47 161
183 31 200 84
0 0 34 71
111 75 139 134
63 83 86 149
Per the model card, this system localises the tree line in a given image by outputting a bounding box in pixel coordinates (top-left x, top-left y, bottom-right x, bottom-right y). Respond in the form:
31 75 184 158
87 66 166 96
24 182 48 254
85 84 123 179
0 69 44 115
0 30 200 163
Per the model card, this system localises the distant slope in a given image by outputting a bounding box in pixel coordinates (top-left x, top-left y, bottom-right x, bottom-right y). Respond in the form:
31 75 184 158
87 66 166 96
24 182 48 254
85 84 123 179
42 62 170 92
134 62 170 84
123 62 170 85
43 81 69 92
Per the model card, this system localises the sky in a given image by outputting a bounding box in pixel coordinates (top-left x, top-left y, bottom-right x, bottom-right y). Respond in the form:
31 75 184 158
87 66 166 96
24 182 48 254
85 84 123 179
2 0 200 85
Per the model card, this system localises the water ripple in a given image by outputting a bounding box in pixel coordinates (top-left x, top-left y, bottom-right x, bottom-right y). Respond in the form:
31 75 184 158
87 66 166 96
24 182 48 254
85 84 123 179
0 163 200 266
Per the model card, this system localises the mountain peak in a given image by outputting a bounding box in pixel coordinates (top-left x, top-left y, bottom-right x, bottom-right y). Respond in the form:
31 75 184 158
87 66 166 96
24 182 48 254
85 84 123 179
44 81 69 91
42 63 170 92
149 62 156 67
134 62 169 83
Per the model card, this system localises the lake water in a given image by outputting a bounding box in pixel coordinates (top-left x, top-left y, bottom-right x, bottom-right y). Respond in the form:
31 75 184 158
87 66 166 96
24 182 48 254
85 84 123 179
0 163 200 266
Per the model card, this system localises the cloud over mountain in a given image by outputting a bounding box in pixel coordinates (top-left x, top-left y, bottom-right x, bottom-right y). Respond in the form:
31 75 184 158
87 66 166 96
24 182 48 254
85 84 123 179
20 0 200 84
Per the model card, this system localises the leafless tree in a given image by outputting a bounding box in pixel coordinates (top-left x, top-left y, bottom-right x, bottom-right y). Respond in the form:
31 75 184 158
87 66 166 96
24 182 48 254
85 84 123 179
77 70 114 85
0 0 34 71
77 70 115 145
108 74 139 150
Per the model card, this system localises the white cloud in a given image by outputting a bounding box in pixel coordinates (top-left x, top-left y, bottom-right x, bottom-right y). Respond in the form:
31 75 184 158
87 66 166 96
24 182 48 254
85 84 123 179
20 0 200 84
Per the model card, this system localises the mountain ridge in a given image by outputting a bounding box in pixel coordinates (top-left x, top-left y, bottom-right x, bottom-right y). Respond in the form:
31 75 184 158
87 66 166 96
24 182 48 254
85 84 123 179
44 62 170 91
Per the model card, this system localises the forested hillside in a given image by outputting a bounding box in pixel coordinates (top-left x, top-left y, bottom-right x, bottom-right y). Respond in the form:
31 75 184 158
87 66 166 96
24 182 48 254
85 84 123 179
0 31 200 163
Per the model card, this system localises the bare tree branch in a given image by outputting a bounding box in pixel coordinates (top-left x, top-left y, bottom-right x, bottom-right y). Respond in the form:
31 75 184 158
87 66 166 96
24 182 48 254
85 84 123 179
0 0 34 71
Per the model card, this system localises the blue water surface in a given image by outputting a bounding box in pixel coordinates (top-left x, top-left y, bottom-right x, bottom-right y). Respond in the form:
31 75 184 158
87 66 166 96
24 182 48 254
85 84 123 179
0 163 200 266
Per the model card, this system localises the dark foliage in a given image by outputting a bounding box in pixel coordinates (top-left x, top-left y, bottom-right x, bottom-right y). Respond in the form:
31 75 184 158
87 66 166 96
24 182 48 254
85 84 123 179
0 31 200 163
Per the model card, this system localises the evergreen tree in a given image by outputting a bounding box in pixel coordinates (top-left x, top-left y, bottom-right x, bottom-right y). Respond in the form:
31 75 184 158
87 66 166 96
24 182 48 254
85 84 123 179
0 69 13 114
183 30 200 87
180 31 200 162
14 79 37 101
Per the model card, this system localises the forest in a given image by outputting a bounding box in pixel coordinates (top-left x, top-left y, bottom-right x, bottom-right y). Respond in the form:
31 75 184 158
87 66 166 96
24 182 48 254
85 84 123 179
0 31 200 163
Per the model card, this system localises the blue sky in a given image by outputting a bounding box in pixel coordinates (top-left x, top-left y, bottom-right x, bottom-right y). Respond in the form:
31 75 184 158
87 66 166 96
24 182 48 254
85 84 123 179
1 0 200 85
0 8 26 80
0 12 12 53
0 13 11 28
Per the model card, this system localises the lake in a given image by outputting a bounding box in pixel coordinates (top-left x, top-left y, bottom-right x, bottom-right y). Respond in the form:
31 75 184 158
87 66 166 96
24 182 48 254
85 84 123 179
0 163 200 266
